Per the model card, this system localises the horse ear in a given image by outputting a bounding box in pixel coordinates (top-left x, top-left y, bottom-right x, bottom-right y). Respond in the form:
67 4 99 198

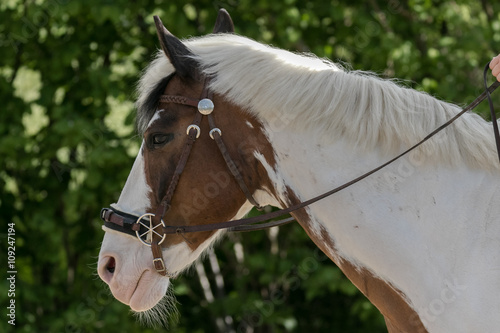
213 8 234 33
153 15 200 80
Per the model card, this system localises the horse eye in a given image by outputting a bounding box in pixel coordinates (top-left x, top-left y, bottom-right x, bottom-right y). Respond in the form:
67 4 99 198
150 133 174 148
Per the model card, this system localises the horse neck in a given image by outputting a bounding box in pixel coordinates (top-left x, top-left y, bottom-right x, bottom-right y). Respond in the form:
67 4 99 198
259 125 500 332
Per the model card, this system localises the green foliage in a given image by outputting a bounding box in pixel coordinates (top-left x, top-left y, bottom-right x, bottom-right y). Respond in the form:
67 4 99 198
1 0 499 332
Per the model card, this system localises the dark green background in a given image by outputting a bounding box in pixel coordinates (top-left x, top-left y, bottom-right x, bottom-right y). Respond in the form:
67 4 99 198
1 0 499 332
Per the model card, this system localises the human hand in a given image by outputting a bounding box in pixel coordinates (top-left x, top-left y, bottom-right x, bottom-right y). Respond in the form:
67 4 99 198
490 55 500 82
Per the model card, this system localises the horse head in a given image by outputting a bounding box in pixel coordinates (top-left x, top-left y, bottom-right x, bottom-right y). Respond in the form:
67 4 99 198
97 9 278 312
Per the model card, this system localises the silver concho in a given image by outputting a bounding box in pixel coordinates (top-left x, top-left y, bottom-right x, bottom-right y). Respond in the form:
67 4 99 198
198 98 214 115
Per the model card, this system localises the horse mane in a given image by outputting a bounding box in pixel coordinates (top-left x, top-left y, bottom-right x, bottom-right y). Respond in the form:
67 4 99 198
137 34 500 171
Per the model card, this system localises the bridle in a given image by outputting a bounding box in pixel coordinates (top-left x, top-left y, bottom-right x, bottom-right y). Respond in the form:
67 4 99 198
101 76 265 276
101 63 500 277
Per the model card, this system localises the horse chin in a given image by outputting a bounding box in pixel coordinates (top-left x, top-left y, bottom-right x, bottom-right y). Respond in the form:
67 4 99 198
128 271 170 312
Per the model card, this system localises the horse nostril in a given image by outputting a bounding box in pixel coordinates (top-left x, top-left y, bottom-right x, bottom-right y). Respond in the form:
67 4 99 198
106 257 116 274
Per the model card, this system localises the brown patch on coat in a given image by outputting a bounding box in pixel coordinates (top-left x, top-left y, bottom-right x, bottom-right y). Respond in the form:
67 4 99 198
142 75 279 251
140 71 427 333
280 188 427 333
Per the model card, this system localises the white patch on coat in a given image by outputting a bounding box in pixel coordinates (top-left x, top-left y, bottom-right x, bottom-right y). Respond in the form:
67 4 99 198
263 126 500 333
113 143 151 216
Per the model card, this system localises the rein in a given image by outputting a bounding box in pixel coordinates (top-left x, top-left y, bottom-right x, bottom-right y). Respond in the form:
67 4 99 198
101 63 500 275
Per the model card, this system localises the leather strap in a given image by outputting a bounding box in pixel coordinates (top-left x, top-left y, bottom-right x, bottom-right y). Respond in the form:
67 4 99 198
101 207 142 235
149 116 202 276
152 240 173 277
227 216 295 232
154 112 203 219
160 79 500 235
102 79 500 237
484 62 500 163
148 82 208 276
101 64 500 280
207 113 262 208
159 95 199 108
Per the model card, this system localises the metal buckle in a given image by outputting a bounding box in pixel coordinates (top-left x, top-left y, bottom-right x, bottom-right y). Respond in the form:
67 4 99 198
153 258 166 273
135 213 166 247
209 128 221 140
186 124 201 138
